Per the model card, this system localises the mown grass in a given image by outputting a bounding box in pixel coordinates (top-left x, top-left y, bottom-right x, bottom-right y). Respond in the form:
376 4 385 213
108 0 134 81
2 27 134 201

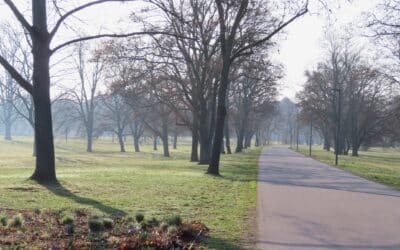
0 137 261 249
297 145 400 190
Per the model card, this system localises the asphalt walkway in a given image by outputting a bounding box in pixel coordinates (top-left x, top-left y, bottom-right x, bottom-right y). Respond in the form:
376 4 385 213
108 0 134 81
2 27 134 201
256 146 400 250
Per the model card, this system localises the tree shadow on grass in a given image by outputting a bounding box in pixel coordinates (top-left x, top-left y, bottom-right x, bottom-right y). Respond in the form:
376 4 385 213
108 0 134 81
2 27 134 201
38 181 127 216
206 237 244 250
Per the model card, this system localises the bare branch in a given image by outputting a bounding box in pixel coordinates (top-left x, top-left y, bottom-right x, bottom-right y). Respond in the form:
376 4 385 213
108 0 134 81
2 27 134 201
3 0 33 33
232 2 309 61
51 31 185 54
0 54 33 95
49 0 135 39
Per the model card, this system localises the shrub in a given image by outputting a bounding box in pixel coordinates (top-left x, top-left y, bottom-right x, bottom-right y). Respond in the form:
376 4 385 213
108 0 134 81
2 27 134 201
148 217 159 226
125 216 135 223
61 214 74 225
0 214 7 227
64 224 75 235
138 231 148 241
135 213 144 223
102 218 114 229
160 222 168 232
167 226 178 236
139 220 149 230
88 216 104 232
165 215 182 226
9 214 24 227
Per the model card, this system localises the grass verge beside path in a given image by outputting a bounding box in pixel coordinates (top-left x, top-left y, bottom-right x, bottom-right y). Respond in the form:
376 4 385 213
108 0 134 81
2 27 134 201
0 138 261 249
297 145 400 190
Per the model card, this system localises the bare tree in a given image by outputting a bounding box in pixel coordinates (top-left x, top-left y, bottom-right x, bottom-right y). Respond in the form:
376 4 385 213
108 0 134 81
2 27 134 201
230 55 280 152
297 38 395 156
66 43 104 152
208 0 308 175
0 0 178 182
129 118 144 152
0 72 18 140
101 91 132 153
139 0 221 163
365 0 400 86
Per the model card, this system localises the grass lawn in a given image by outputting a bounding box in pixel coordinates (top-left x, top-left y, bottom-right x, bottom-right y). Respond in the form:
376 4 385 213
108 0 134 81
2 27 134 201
0 137 261 249
297 145 400 190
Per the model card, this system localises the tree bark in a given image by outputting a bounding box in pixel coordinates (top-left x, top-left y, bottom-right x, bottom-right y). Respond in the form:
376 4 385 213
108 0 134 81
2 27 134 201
323 131 331 151
173 131 178 149
235 103 249 152
255 130 260 147
117 131 125 153
244 131 253 148
208 56 231 175
224 119 232 154
199 137 211 164
161 119 170 157
33 137 37 157
153 135 158 151
30 0 56 183
198 111 212 164
133 136 140 152
129 122 141 152
86 119 93 152
191 129 199 162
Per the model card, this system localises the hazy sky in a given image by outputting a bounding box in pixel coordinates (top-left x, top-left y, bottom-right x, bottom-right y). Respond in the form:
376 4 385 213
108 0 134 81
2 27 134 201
0 0 381 100
275 0 380 100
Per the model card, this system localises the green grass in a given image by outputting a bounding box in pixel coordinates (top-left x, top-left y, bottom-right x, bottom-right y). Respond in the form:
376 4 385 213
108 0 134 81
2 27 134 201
0 137 261 249
297 145 400 189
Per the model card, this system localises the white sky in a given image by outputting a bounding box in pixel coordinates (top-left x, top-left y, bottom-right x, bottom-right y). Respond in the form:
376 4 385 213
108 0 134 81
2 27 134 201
0 0 382 100
275 0 380 100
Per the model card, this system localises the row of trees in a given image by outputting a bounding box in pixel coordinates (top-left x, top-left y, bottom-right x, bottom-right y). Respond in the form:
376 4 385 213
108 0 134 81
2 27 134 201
0 0 310 182
297 39 396 156
267 1 400 152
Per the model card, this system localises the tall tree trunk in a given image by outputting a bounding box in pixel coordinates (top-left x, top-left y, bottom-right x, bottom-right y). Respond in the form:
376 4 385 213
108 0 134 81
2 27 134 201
30 0 56 182
208 57 231 175
86 124 93 152
199 136 211 164
244 131 252 148
153 134 158 151
133 136 140 152
191 129 199 162
352 143 359 157
33 137 37 156
86 132 93 152
221 138 225 154
161 119 170 157
198 110 212 164
235 126 245 152
235 105 249 153
198 112 211 164
173 131 178 149
323 131 331 151
86 112 94 152
117 131 125 153
255 130 260 147
224 119 232 154
129 123 141 152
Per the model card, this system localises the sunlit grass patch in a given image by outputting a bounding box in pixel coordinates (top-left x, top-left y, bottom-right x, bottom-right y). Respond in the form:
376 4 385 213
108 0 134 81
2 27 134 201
297 145 400 190
0 136 261 249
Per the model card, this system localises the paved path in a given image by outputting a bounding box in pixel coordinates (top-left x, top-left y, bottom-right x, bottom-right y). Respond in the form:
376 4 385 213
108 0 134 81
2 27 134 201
256 146 400 250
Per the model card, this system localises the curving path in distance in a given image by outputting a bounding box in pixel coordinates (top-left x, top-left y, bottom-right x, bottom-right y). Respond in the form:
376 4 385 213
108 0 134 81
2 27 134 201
256 146 400 250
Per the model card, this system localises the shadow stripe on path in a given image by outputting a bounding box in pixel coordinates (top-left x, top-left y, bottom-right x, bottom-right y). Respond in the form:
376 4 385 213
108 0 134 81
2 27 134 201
256 146 400 250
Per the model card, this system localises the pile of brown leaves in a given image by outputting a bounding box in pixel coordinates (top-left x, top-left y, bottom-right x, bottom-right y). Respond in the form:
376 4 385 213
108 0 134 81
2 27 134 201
0 208 209 249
